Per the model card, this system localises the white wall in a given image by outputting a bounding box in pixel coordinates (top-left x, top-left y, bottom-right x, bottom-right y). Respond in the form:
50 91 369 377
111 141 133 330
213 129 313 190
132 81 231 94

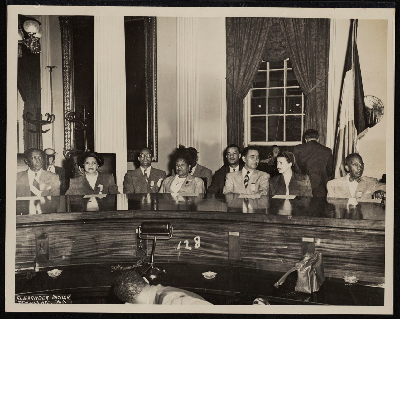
357 19 387 179
196 17 227 174
147 17 227 175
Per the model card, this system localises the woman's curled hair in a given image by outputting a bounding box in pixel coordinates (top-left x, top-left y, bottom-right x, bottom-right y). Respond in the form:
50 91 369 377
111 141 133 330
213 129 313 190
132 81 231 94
171 145 196 172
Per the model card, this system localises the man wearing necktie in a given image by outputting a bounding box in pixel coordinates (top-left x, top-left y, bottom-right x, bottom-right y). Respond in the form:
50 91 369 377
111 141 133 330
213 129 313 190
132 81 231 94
208 144 243 194
16 149 61 197
327 153 386 200
123 148 166 193
223 146 270 195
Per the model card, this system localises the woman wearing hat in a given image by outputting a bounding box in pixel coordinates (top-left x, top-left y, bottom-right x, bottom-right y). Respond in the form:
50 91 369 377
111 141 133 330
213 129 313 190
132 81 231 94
269 151 312 197
65 151 119 195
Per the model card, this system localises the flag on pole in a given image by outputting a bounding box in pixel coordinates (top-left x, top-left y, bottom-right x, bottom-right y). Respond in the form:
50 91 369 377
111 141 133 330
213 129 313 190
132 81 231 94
333 19 368 178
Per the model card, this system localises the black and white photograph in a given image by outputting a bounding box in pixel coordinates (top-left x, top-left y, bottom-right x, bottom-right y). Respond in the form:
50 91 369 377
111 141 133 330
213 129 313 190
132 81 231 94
5 4 394 314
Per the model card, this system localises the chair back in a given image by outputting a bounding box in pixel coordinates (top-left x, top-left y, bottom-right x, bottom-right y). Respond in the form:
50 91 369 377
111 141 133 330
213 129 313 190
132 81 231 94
200 177 208 194
17 154 27 173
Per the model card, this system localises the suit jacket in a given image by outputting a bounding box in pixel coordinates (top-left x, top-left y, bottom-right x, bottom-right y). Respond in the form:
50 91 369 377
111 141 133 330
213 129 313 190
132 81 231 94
327 175 386 199
160 174 205 195
192 164 213 189
223 169 270 195
123 167 166 193
269 172 313 197
47 166 67 195
292 140 333 197
65 172 118 195
208 164 243 195
16 169 61 197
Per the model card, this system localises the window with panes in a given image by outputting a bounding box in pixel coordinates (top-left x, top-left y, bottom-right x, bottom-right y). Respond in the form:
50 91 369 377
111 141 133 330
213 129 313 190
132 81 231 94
245 58 305 145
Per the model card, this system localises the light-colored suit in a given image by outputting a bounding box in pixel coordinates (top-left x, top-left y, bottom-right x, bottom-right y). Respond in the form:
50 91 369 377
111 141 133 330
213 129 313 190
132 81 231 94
16 169 60 197
160 174 205 195
123 167 166 193
327 175 386 199
223 169 270 195
191 164 213 189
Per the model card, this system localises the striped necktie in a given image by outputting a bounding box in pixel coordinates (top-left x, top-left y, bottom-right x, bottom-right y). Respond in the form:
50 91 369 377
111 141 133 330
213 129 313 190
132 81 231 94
244 171 250 189
143 169 148 183
33 173 40 190
31 172 40 196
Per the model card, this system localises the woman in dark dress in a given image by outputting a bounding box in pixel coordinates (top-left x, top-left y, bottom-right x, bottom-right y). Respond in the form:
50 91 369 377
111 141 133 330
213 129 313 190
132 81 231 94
269 151 312 197
65 151 119 195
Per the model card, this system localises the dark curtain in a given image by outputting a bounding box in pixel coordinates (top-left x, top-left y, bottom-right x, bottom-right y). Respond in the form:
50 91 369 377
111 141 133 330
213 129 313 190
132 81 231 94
279 18 330 145
226 18 273 147
17 45 41 149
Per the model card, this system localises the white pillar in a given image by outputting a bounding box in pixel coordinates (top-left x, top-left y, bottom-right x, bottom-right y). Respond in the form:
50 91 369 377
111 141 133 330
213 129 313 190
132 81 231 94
218 17 227 157
94 15 127 193
39 16 54 150
177 17 199 149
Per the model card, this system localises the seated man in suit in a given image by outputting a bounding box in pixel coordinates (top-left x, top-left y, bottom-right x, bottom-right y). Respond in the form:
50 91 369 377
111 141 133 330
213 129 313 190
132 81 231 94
123 148 166 193
223 146 270 195
114 270 212 305
327 153 386 200
16 148 60 197
208 144 242 195
187 147 213 189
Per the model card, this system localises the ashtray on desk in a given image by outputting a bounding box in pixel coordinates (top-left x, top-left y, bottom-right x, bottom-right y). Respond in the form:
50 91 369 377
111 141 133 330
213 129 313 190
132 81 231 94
202 271 217 280
47 268 63 278
344 274 358 284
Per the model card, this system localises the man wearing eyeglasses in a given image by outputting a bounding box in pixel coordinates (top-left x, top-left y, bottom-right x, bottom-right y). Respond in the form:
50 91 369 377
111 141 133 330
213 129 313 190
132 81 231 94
123 148 166 193
327 153 386 200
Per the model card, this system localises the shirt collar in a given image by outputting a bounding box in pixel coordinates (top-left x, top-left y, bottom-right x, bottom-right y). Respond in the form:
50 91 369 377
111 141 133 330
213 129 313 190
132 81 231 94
140 166 152 175
229 165 239 172
347 174 361 183
28 168 42 181
242 167 252 177
86 172 98 182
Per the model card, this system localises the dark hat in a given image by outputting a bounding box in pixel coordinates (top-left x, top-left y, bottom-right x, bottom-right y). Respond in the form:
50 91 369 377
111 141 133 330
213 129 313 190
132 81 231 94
77 151 104 168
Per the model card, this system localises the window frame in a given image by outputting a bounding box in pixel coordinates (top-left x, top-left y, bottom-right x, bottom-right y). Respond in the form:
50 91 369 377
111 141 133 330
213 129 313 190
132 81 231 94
244 58 305 147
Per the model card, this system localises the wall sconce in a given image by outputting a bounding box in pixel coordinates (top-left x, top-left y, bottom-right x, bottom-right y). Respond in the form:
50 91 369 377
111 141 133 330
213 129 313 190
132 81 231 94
18 18 42 57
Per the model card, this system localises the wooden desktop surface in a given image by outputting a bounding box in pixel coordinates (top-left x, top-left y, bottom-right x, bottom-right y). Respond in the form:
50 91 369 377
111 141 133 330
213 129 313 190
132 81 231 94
15 194 386 300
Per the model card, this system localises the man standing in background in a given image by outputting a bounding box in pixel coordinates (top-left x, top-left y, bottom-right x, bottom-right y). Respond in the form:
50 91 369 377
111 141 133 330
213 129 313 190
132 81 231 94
293 129 333 197
187 147 213 190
